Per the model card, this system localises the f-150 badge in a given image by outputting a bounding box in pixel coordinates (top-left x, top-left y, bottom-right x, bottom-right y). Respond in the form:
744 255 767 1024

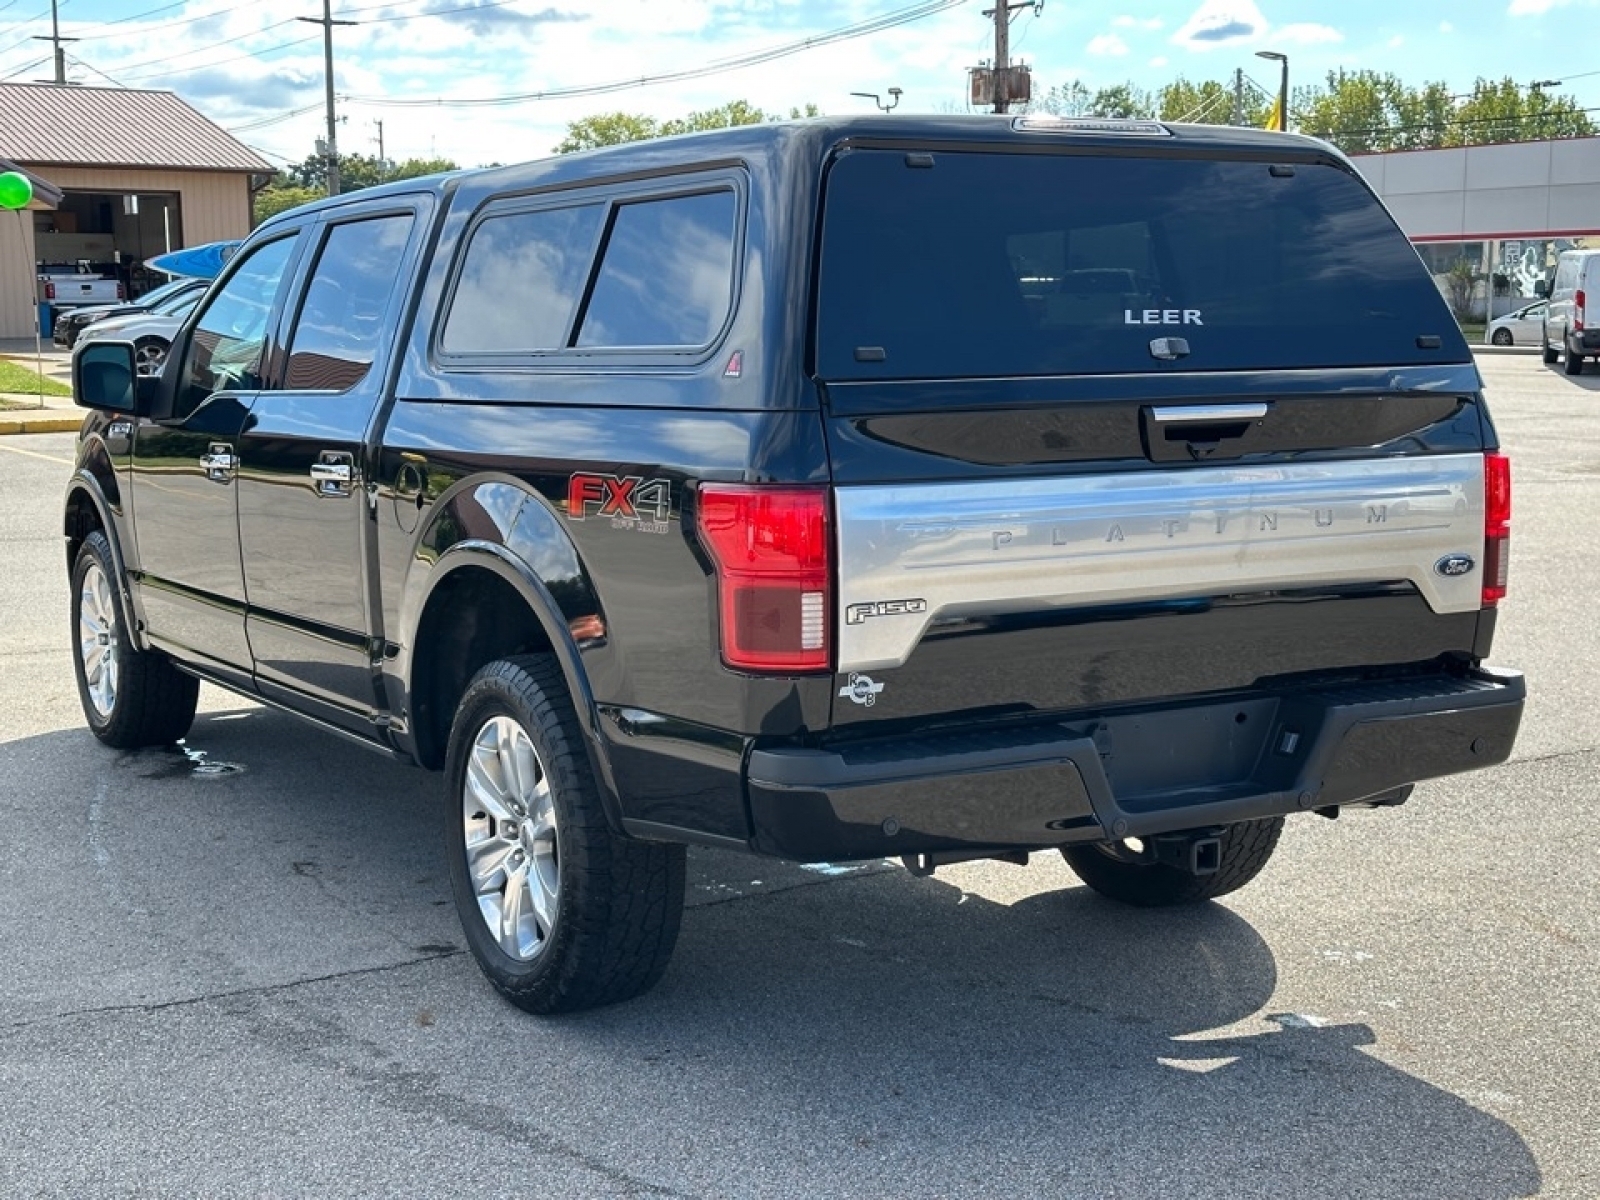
567 473 672 534
839 673 885 707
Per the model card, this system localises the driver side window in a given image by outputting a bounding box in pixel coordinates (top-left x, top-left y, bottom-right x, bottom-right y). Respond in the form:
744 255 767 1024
177 235 297 415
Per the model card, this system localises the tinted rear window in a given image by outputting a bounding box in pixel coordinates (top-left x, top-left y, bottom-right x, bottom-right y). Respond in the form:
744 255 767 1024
577 190 737 348
816 150 1466 380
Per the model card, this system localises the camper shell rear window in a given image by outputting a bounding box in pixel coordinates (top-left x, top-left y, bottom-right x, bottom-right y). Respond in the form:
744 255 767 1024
814 148 1467 380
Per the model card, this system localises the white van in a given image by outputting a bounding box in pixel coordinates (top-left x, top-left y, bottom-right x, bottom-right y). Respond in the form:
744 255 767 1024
1539 248 1600 374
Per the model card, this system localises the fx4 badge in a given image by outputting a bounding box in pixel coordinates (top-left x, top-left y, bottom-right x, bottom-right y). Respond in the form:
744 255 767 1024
568 473 672 534
838 673 885 707
845 598 927 625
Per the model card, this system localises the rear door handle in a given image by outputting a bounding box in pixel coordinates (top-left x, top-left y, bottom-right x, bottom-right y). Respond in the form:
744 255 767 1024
310 453 356 497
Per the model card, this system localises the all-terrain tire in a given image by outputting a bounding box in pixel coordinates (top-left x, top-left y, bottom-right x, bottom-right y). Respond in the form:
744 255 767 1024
1061 817 1284 907
443 654 686 1014
70 530 199 748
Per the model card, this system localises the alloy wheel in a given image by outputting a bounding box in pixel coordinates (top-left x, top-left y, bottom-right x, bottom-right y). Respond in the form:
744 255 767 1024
77 560 119 718
461 714 560 961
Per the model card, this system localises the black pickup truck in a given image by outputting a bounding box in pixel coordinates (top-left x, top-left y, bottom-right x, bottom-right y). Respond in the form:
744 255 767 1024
66 116 1524 1013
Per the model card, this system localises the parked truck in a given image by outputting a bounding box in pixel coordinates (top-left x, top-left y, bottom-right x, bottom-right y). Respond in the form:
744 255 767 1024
66 115 1524 1013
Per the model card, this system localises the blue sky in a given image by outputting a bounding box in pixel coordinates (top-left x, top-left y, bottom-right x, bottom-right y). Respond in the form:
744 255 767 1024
1 0 1597 172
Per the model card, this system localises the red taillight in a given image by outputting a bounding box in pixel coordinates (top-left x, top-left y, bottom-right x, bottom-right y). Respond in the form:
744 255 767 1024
116 283 125 300
697 484 831 672
43 281 55 300
1577 289 1587 332
1483 451 1511 607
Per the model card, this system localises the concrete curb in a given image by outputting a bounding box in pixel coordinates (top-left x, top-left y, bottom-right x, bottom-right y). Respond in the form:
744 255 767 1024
0 413 81 435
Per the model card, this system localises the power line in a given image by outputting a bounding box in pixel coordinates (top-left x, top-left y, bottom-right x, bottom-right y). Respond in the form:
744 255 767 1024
0 1 69 57
97 16 298 78
228 99 328 133
0 52 45 80
73 1 257 42
1322 104 1600 142
346 0 969 108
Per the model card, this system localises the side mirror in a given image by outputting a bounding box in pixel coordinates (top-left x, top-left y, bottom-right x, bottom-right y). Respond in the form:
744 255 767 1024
73 342 138 414
1534 279 1550 298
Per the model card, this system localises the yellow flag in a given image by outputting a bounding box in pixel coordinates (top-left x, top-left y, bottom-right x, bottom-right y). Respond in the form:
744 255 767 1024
1264 98 1283 132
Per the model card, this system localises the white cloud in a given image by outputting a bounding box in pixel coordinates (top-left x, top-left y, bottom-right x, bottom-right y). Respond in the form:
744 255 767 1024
1440 20 1455 31
1112 15 1165 29
1088 34 1130 56
1149 55 1170 67
1276 23 1344 45
1388 34 1404 47
1509 0 1569 13
1171 0 1267 49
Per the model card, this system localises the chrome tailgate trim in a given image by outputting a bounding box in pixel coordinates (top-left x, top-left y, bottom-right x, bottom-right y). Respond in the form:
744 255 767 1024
835 454 1485 672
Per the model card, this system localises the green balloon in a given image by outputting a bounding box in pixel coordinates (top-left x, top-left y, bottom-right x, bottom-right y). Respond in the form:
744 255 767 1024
0 171 33 210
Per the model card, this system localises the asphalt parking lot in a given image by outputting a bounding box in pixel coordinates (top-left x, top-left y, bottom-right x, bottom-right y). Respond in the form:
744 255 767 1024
0 351 1594 1198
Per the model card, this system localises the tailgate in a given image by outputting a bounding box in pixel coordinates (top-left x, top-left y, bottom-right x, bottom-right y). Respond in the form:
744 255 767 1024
813 138 1490 730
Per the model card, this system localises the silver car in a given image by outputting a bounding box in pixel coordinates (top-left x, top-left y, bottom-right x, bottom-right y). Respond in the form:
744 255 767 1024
72 291 202 376
1487 300 1547 346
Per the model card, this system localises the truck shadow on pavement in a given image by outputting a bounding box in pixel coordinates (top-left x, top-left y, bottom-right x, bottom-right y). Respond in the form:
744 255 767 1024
10 706 1542 1200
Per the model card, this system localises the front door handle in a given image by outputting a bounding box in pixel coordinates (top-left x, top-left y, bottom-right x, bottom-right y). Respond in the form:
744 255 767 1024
310 453 356 497
199 444 237 482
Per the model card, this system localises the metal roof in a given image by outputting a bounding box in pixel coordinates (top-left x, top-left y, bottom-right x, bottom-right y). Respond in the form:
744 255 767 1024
0 83 271 173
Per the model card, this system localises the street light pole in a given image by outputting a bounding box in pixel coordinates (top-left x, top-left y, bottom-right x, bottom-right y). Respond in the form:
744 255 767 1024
1256 50 1289 132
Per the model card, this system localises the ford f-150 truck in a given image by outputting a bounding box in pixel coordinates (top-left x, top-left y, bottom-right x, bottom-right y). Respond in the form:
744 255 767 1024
66 115 1524 1013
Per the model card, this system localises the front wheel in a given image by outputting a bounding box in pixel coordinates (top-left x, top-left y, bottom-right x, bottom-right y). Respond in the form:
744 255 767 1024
1543 340 1560 364
1564 344 1585 375
1061 817 1284 907
1490 328 1513 346
71 531 199 748
444 655 685 1013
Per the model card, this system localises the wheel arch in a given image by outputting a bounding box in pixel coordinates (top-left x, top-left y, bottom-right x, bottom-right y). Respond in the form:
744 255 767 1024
64 464 149 650
394 471 622 823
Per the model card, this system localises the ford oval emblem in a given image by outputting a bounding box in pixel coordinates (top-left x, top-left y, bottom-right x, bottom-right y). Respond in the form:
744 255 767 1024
1435 553 1476 578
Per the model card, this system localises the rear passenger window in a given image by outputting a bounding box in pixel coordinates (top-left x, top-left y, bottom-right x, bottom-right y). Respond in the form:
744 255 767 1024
576 191 737 348
442 204 604 354
286 214 414 391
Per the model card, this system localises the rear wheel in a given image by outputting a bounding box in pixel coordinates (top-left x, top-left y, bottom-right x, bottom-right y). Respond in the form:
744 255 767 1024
71 531 199 748
1061 817 1283 907
444 655 685 1013
1564 343 1584 374
1490 328 1513 346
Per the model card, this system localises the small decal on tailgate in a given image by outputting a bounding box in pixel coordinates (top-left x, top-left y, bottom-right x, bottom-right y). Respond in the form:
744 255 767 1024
838 673 885 707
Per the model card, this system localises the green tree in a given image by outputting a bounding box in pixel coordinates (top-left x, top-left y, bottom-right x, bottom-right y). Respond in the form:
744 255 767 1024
1297 70 1406 152
1454 76 1594 145
554 101 821 154
1155 77 1268 126
252 182 322 225
252 153 460 225
1297 71 1595 152
1026 81 1156 119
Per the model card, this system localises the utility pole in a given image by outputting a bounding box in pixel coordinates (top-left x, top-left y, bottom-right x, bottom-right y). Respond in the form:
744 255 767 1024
1232 68 1245 126
977 1 1035 114
32 0 76 85
374 119 386 180
298 0 356 196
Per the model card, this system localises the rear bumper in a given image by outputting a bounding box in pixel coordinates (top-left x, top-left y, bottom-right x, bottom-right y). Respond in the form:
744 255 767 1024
745 667 1525 862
